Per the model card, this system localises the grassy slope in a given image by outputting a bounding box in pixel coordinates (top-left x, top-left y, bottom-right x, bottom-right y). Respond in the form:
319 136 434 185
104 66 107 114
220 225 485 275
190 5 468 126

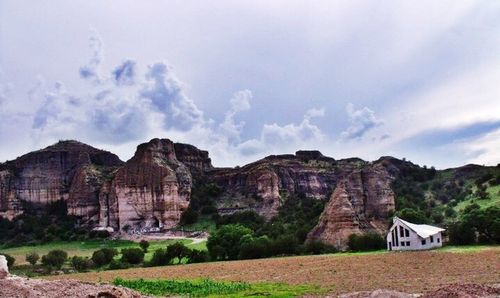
454 184 500 212
0 239 207 265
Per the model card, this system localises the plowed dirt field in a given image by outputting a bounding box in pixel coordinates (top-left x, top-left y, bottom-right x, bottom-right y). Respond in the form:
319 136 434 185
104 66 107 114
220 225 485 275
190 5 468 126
47 248 500 295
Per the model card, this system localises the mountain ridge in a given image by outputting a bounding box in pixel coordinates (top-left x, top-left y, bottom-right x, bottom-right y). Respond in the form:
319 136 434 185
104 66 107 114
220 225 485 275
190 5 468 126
1 138 498 249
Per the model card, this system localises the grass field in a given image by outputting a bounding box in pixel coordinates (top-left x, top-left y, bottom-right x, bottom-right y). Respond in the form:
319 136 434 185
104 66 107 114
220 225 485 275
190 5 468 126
0 238 207 265
454 184 500 212
47 245 500 296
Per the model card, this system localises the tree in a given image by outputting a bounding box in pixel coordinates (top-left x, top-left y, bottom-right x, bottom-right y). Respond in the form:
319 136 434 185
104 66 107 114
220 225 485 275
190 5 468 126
166 242 192 264
150 248 171 266
347 233 385 251
41 250 67 270
238 235 271 259
91 248 117 267
70 256 92 272
26 252 39 267
180 208 198 225
395 208 429 224
207 224 253 260
448 221 476 245
139 240 150 253
121 248 144 265
187 250 208 263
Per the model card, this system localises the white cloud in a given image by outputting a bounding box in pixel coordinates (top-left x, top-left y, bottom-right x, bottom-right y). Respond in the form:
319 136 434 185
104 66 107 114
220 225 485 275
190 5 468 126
219 90 252 143
237 108 326 156
79 31 104 82
340 103 383 140
141 62 205 130
462 128 500 166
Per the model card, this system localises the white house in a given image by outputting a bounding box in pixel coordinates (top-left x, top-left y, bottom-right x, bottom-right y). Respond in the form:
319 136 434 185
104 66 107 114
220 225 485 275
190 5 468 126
387 217 445 251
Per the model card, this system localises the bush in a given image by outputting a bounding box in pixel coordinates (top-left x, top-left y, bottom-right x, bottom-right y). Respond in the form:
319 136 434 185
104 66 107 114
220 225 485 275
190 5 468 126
108 259 130 270
238 235 271 259
270 235 299 256
305 240 337 255
180 208 199 225
70 256 92 272
41 250 68 270
347 233 385 251
187 250 208 263
92 248 117 267
25 252 39 266
207 224 253 260
121 248 144 265
166 242 192 264
150 248 171 266
139 240 150 253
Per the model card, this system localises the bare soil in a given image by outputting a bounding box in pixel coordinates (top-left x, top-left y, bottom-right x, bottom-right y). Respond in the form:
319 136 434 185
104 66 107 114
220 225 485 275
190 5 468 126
0 275 148 298
47 248 500 296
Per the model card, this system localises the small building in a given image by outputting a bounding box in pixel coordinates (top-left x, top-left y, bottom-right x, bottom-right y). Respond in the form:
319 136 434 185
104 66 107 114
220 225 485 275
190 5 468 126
387 217 445 251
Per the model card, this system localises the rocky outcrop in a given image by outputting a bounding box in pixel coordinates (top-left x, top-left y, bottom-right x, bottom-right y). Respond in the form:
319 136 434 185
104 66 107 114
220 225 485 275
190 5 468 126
0 276 147 298
209 151 340 218
100 139 192 231
0 138 401 244
173 143 213 175
0 141 123 220
307 162 396 249
0 255 8 279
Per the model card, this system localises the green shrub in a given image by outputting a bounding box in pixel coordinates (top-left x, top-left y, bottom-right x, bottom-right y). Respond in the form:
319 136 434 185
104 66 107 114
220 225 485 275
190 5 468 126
92 248 117 267
270 235 299 256
139 240 150 253
25 252 39 266
41 250 67 270
121 248 144 265
150 249 170 266
71 256 92 272
166 242 191 264
238 235 271 259
207 224 253 260
113 278 250 297
187 250 208 263
347 233 385 251
305 240 337 255
180 208 199 225
108 259 131 270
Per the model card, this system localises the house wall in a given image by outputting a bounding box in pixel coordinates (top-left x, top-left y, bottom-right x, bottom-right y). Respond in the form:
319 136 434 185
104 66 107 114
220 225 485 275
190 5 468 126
386 219 443 251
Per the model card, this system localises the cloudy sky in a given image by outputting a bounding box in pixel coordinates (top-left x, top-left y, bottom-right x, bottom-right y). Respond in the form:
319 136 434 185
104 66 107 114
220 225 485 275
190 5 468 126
1 1 499 168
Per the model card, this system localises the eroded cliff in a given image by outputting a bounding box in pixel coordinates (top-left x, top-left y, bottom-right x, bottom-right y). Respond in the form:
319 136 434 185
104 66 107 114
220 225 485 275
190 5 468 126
1 139 402 246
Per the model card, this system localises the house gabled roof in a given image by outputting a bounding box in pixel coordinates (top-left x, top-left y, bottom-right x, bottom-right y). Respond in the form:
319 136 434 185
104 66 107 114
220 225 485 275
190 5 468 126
393 217 445 239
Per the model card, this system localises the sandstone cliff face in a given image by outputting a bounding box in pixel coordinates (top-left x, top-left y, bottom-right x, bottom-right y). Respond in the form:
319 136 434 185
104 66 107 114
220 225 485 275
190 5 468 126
307 162 396 249
209 151 340 218
0 141 123 220
1 139 399 245
99 139 193 231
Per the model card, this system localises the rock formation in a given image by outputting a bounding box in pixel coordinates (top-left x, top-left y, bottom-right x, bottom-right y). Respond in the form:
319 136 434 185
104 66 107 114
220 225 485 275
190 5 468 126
0 139 405 245
307 162 396 249
0 255 8 279
0 140 123 220
99 138 193 231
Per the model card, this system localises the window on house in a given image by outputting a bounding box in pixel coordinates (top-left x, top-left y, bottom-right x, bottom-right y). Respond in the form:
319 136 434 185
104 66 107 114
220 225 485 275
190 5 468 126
437 238 440 243
421 239 426 245
406 241 410 246
405 229 409 237
400 226 404 237
401 241 405 246
430 235 434 243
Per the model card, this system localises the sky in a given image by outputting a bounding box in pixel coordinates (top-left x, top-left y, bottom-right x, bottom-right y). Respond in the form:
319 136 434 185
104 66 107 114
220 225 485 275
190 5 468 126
0 0 499 169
